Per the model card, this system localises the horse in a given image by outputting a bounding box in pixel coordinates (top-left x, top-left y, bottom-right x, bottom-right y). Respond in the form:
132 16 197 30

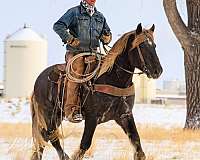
30 23 163 160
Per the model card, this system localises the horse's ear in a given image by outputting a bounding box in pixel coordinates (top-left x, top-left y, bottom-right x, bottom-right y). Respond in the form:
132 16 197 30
150 24 155 32
136 23 142 35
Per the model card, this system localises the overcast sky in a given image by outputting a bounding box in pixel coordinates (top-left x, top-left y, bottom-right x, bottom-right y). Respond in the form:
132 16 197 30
0 0 187 87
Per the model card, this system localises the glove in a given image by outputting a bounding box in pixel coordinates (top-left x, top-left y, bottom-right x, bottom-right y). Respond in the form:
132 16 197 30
100 33 112 45
67 37 80 47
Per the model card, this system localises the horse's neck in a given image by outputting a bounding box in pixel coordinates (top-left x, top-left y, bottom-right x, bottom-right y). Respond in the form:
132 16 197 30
96 32 135 87
113 67 133 87
97 52 133 88
112 53 134 87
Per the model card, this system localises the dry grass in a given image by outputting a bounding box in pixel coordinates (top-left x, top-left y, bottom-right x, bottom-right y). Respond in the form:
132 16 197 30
6 137 32 160
111 152 155 160
112 154 130 160
146 155 155 160
1 122 200 143
8 147 31 160
1 122 200 159
0 123 31 138
139 125 200 143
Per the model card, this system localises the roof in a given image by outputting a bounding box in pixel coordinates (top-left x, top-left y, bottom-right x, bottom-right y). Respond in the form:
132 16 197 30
156 94 186 99
5 25 45 42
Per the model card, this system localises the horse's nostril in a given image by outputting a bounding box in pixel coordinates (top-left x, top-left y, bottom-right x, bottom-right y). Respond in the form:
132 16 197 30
154 68 162 78
154 70 158 75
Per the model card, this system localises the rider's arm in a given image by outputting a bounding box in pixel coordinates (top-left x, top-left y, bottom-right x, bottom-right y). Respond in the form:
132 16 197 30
53 9 75 44
100 18 112 45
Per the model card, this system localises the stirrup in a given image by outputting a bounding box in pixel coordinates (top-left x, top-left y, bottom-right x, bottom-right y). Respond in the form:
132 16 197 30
65 105 83 123
67 113 82 123
73 113 83 122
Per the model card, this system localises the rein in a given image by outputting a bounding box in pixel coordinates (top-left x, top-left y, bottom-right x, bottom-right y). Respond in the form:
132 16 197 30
102 29 154 76
132 30 154 75
103 45 142 75
115 62 143 75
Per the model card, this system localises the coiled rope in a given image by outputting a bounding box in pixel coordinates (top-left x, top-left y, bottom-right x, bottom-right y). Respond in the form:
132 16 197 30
66 52 102 83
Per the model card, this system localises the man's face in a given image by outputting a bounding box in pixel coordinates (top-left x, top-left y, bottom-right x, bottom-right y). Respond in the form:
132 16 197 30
85 0 96 6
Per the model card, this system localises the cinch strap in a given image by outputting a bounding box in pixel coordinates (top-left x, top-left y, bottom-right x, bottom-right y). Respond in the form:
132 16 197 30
94 84 135 97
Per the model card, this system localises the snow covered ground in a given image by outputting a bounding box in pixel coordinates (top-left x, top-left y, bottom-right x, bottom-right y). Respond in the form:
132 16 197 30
133 104 186 128
1 133 200 160
0 98 31 123
1 98 196 160
0 98 186 127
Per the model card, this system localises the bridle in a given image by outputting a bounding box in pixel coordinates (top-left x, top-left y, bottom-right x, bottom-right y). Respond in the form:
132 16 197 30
115 29 154 75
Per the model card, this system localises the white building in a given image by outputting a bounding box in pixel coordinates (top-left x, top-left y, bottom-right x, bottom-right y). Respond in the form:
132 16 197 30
133 69 156 103
163 80 186 94
4 25 47 98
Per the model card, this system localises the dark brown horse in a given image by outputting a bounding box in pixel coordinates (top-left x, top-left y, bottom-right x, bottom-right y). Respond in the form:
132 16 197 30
30 23 163 160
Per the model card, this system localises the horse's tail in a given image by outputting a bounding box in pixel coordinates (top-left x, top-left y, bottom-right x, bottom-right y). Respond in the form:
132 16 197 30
30 93 48 150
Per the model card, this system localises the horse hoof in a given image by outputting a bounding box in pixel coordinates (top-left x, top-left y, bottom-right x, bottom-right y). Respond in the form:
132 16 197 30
71 154 84 160
31 152 41 160
60 153 70 160
134 151 146 160
71 149 85 160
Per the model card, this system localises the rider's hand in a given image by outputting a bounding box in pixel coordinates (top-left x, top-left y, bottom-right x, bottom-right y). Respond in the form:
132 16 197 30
100 33 112 45
67 37 80 47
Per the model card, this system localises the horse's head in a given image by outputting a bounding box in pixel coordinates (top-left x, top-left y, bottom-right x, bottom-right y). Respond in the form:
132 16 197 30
127 23 163 79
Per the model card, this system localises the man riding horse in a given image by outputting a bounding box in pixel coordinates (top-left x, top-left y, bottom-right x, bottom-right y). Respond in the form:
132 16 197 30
53 0 112 122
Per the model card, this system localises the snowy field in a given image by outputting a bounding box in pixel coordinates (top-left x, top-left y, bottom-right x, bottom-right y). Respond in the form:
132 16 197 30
1 98 200 160
0 98 186 126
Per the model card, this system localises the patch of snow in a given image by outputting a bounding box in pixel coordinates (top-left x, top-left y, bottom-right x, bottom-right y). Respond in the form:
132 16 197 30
133 104 186 128
0 98 31 123
0 98 187 127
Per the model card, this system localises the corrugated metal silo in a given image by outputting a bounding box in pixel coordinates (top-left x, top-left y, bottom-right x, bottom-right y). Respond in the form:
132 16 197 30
4 25 47 98
133 69 156 103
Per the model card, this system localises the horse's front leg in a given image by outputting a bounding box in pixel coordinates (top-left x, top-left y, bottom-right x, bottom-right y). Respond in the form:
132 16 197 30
71 115 97 160
115 113 146 160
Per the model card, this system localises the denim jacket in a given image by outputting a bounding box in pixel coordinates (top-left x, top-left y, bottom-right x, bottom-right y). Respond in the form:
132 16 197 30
53 3 111 53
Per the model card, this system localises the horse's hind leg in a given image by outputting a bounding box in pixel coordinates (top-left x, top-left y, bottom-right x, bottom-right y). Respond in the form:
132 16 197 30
115 114 146 160
31 147 44 160
31 125 70 160
31 129 49 160
49 129 70 160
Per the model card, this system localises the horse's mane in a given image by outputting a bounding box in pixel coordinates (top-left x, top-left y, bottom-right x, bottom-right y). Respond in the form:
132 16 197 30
98 31 135 77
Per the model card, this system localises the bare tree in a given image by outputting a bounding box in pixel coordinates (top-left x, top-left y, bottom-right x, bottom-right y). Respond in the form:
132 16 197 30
163 0 200 129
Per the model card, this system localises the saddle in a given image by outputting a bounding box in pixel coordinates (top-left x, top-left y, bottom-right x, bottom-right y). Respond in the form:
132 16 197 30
48 64 66 83
47 53 134 106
